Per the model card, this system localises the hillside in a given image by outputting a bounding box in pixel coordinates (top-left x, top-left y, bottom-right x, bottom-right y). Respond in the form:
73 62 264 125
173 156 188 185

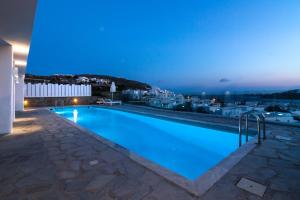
25 74 151 91
261 89 300 100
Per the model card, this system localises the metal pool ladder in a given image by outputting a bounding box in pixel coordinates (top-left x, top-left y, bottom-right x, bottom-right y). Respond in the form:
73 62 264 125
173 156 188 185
239 111 266 147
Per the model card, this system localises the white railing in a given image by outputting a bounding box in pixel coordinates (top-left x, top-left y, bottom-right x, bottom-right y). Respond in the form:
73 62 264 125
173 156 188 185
25 83 91 97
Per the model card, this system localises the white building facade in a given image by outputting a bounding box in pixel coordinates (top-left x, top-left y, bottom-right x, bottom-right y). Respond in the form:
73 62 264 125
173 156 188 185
0 0 37 134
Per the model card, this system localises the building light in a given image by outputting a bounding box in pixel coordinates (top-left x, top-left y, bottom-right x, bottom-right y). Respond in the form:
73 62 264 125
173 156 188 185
73 98 78 104
24 100 28 106
12 43 29 55
14 60 27 67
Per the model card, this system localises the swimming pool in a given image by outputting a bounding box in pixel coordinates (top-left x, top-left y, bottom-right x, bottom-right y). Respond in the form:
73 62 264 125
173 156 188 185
53 106 249 180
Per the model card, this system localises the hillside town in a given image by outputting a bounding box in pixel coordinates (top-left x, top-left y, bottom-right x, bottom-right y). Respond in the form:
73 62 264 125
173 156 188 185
122 88 300 125
25 74 300 125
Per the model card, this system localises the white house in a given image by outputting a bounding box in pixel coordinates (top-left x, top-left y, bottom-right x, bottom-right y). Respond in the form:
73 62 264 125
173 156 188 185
76 76 90 83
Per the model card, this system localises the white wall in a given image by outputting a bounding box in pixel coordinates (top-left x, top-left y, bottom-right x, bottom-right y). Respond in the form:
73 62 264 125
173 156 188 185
12 75 15 120
25 83 92 97
0 41 13 134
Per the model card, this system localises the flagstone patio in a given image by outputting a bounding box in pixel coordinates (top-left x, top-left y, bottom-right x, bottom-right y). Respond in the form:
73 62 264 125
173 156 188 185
0 106 299 200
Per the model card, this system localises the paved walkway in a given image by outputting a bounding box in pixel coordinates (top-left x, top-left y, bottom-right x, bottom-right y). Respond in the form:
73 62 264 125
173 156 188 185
0 106 299 200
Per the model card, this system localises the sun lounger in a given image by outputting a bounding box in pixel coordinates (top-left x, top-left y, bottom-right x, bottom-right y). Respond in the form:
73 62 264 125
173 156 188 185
96 98 122 106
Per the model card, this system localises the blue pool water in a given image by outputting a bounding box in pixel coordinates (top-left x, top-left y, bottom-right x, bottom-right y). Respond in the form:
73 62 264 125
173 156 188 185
53 106 246 180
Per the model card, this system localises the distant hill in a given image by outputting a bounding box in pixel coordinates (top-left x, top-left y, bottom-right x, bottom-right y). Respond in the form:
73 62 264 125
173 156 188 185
79 74 151 90
25 74 151 91
261 89 300 100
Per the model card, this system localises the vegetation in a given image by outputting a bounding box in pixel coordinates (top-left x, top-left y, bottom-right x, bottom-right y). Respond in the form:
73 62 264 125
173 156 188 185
293 115 300 121
261 89 300 100
173 102 192 112
79 74 151 90
195 106 209 114
264 105 290 113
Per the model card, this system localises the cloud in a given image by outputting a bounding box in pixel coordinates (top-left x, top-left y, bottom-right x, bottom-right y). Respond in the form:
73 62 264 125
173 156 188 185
219 78 230 83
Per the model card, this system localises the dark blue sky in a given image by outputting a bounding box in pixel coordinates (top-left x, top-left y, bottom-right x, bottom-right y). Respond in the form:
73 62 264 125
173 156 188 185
27 0 300 93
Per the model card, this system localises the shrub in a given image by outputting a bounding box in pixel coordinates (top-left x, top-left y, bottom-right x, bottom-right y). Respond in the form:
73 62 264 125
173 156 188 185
264 105 289 113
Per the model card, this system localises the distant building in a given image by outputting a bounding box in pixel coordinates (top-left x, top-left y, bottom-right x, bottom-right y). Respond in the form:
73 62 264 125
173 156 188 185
146 87 186 109
175 94 185 104
76 76 89 83
53 74 74 77
96 78 110 85
122 89 147 100
191 99 211 110
191 96 200 103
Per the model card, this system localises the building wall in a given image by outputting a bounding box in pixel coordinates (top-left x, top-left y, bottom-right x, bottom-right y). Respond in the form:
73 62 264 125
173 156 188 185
0 41 13 134
24 96 99 107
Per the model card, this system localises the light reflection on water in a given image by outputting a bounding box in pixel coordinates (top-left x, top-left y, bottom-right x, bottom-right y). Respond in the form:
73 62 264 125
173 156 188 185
73 109 78 123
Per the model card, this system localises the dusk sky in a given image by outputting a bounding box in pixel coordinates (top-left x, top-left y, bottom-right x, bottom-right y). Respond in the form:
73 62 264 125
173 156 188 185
27 0 300 93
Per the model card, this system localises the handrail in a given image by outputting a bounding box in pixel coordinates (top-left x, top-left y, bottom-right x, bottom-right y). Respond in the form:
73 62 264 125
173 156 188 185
239 110 266 147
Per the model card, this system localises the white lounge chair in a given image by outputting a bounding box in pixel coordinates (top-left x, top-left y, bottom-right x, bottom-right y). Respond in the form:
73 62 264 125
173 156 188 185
96 98 122 106
96 98 105 104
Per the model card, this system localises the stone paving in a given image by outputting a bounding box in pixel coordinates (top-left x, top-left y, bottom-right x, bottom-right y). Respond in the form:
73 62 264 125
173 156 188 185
0 106 299 200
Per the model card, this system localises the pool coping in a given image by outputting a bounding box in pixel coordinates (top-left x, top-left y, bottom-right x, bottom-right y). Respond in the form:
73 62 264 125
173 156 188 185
47 106 261 197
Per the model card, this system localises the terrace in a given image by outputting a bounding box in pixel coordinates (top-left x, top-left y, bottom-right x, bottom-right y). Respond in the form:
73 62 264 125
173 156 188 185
0 104 299 199
1 1 300 200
